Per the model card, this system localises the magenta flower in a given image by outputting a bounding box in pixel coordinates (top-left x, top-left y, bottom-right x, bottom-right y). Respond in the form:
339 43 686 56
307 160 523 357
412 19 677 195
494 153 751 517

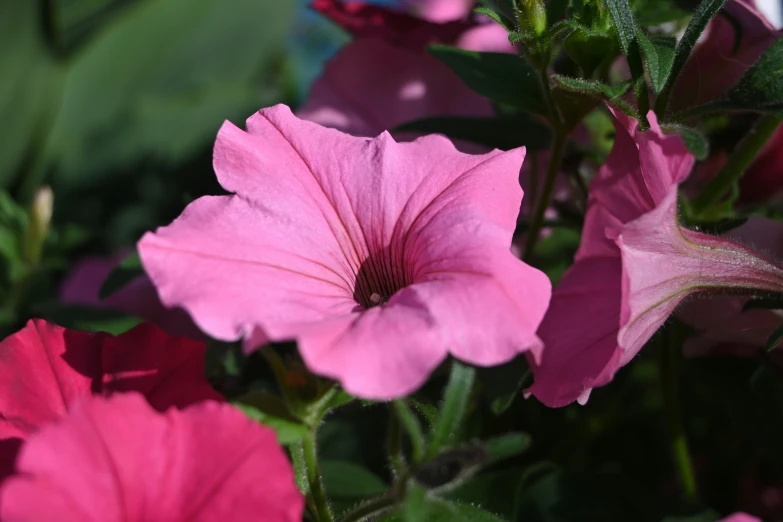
298 0 511 139
0 393 303 521
672 0 781 111
138 105 550 399
616 189 783 356
402 0 476 22
529 111 694 407
0 319 221 479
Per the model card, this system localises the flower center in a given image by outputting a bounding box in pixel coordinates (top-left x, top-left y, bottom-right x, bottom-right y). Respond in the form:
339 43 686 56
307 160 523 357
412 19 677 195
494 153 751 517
353 252 409 309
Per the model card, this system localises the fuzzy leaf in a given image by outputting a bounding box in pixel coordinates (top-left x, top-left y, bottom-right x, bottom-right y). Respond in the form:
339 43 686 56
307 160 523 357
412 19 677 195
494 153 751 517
552 75 631 99
637 31 676 94
474 6 516 32
729 36 783 112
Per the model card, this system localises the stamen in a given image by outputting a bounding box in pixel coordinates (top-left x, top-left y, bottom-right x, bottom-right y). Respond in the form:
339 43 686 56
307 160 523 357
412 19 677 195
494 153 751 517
370 293 383 305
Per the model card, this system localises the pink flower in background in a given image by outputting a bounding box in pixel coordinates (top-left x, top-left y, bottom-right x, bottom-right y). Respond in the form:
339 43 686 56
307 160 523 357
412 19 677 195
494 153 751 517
60 254 202 339
671 0 781 111
402 0 476 22
616 189 783 356
0 319 221 479
718 514 762 522
0 394 303 522
529 111 694 407
298 0 512 139
138 104 550 399
740 125 783 204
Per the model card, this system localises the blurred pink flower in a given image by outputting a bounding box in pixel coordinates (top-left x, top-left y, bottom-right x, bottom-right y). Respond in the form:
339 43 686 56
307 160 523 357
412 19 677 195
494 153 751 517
138 104 550 399
0 319 221 479
529 111 694 407
60 253 202 339
0 393 303 522
740 125 783 204
402 0 476 22
718 514 762 522
616 189 783 356
298 0 512 139
671 0 781 111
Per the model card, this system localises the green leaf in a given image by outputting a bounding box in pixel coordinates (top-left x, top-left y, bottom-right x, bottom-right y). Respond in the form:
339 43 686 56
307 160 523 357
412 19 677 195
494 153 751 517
729 36 783 112
394 400 427 463
395 115 552 151
0 1 60 188
98 251 143 299
637 31 676 94
427 361 476 458
552 75 630 99
428 45 547 115
233 393 309 445
479 356 530 415
563 26 619 77
404 482 428 522
483 433 532 463
633 0 691 26
766 322 783 352
660 124 709 160
473 7 516 32
320 460 388 498
606 0 649 121
33 304 142 335
656 0 728 115
45 0 295 186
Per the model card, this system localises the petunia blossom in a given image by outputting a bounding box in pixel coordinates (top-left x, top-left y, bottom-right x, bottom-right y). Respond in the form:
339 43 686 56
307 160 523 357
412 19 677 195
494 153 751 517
402 0 476 22
529 111 694 407
138 104 551 399
298 0 512 139
0 393 303 522
616 188 783 357
0 319 221 479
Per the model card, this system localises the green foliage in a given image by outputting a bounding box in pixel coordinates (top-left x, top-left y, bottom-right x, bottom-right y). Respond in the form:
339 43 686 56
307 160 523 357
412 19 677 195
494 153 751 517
729 36 783 112
661 124 710 161
637 31 676 94
427 361 476 458
563 25 619 78
320 460 388 498
428 46 548 116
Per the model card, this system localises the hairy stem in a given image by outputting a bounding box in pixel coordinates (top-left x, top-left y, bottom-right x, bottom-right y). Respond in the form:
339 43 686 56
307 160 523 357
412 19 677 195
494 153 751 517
522 132 567 262
303 431 334 522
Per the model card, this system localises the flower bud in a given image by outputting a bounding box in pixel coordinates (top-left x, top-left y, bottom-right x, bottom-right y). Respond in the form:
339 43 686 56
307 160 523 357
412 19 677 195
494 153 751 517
23 186 53 265
516 0 547 36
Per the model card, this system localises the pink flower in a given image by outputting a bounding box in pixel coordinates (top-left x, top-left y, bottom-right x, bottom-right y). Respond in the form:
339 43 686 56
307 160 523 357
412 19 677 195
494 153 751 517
616 189 783 356
718 514 762 522
671 0 781 111
402 0 476 22
529 111 694 407
298 0 511 139
0 393 303 521
138 104 550 399
60 254 202 339
677 218 783 357
0 319 221 479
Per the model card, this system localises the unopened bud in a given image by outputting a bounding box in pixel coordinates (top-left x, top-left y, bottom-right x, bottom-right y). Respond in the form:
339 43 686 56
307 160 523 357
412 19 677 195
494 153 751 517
24 186 53 265
516 0 547 36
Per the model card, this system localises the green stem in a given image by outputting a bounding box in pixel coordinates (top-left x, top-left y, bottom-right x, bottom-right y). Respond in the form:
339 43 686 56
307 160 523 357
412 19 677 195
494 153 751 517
691 113 783 214
387 410 406 478
658 330 698 501
392 400 426 464
340 493 398 522
522 132 567 262
303 431 334 522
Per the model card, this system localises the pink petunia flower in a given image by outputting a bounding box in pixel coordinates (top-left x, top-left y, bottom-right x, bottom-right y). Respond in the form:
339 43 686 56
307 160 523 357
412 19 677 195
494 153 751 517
0 393 303 522
298 0 512 139
138 104 551 399
615 188 783 357
677 218 783 357
402 0 476 22
529 111 694 407
0 319 221 479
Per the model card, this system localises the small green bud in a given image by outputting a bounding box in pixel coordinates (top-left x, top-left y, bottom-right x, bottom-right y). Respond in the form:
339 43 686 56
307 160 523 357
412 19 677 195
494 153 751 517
516 0 547 36
23 186 53 265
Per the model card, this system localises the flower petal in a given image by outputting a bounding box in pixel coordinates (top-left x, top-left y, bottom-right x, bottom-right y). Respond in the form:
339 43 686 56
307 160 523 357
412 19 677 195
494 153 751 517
529 258 624 407
0 393 303 521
